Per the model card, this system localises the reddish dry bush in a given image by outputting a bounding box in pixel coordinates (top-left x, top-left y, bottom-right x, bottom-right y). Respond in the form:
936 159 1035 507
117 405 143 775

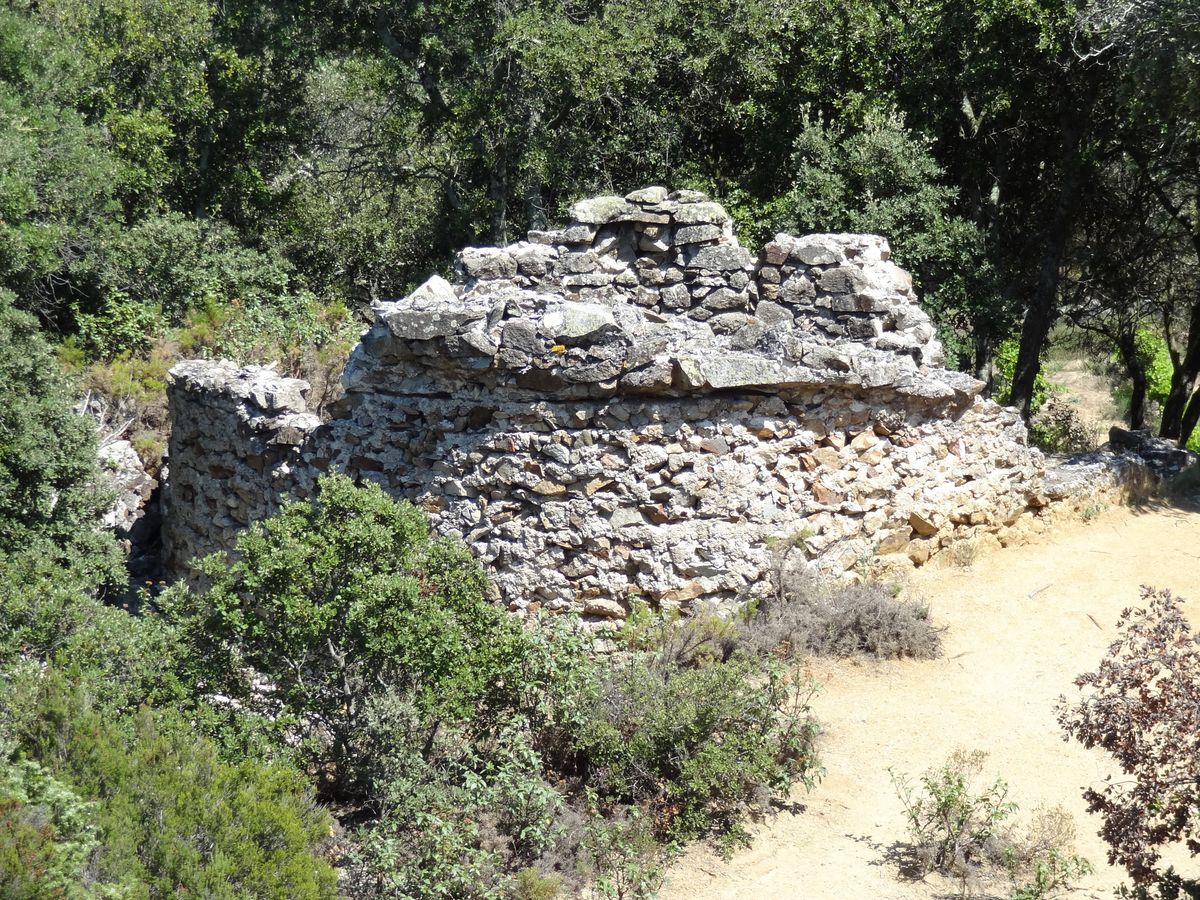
1058 586 1200 885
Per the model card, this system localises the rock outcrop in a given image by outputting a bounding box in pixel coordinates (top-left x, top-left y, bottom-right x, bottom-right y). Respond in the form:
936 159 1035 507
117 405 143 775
164 189 1077 619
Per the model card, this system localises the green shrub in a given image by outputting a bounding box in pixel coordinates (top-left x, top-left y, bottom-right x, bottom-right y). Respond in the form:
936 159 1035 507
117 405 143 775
0 291 121 584
345 796 512 900
166 472 546 794
613 599 739 668
576 656 819 844
0 746 127 899
0 546 184 714
343 690 573 899
168 476 825 895
514 867 562 900
576 808 669 900
994 338 1050 414
891 750 1092 898
79 344 173 470
892 749 1017 877
83 347 173 409
99 213 290 328
1004 806 1096 900
74 293 160 359
4 673 336 899
1137 329 1174 409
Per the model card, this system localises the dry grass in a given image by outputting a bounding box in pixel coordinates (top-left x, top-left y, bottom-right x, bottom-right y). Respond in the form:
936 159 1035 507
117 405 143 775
743 567 943 661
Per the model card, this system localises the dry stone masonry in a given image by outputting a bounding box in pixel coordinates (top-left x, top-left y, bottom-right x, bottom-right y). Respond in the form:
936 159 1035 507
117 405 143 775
163 188 1115 620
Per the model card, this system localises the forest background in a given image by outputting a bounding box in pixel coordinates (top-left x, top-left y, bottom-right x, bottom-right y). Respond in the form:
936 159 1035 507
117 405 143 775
4 0 1199 448
2 1 1200 897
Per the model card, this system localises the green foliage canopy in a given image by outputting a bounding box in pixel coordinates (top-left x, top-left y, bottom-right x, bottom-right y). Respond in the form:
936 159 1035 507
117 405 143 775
4 673 336 899
168 473 537 789
0 291 119 582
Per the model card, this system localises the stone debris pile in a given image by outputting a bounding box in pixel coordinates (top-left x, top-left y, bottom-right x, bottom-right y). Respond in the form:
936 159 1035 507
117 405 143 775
1107 426 1196 479
163 189 1084 621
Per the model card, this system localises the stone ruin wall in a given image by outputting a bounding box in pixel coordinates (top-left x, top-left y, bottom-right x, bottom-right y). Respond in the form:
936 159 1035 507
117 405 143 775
162 187 1101 621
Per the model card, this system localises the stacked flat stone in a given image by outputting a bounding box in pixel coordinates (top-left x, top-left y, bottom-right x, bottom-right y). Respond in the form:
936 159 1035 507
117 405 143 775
163 189 1108 622
161 360 318 574
440 187 941 367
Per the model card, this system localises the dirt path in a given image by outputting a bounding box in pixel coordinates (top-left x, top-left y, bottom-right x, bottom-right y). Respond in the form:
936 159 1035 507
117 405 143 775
1045 358 1126 442
662 501 1200 899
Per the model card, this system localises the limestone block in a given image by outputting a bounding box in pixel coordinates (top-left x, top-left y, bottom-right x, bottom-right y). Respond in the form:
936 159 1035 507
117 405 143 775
672 201 731 225
569 195 635 224
625 186 669 204
674 224 724 245
686 244 754 272
459 247 517 280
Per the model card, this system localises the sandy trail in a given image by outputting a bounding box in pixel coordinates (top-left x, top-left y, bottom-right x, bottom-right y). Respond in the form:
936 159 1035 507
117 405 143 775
662 500 1200 899
1045 358 1125 438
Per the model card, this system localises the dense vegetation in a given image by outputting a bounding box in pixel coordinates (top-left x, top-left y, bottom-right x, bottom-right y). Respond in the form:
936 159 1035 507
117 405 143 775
4 0 1200 896
0 0 1197 444
0 307 831 896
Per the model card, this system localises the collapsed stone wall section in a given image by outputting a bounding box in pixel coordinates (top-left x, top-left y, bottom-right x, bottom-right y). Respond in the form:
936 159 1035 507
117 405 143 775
164 188 1050 621
161 361 319 575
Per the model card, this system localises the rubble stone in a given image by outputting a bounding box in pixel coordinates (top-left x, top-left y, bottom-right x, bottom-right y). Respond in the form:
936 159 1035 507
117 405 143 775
161 189 1147 620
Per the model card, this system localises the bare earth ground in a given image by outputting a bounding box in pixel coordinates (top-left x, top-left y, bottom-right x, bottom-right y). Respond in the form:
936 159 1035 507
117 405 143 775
663 500 1200 899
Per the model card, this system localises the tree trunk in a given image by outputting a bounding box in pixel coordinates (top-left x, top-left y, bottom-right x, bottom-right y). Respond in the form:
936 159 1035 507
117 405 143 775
1160 301 1200 438
1009 104 1092 420
524 175 546 232
1114 331 1148 429
1180 388 1200 448
1160 371 1193 439
1012 302 1054 421
490 150 508 245
1128 366 1148 430
973 333 991 384
194 124 212 220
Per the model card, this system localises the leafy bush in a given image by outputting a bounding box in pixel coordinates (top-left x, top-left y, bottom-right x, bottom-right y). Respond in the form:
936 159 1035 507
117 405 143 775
338 670 596 897
166 472 535 794
344 617 818 893
994 338 1051 414
1136 329 1174 409
574 809 669 900
164 476 825 896
763 110 1003 365
345 798 511 900
0 11 121 321
0 548 185 715
891 750 1092 898
1059 587 1200 889
892 749 1017 878
0 747 124 898
2 672 336 899
0 291 120 584
576 656 819 845
73 213 293 359
1005 806 1096 900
